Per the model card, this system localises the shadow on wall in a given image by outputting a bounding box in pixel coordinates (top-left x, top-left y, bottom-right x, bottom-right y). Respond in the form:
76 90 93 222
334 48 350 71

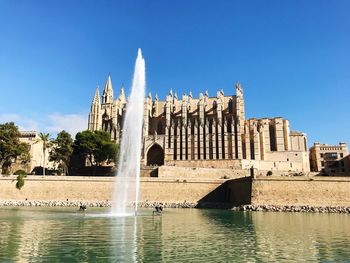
196 177 252 209
71 166 115 176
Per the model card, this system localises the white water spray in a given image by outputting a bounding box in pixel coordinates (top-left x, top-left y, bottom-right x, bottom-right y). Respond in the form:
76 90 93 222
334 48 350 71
111 49 145 216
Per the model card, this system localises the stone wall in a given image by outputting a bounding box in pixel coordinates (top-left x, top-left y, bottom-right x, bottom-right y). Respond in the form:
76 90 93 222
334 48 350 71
166 159 243 169
2 175 350 208
167 156 309 173
158 165 248 179
0 176 225 204
251 177 350 207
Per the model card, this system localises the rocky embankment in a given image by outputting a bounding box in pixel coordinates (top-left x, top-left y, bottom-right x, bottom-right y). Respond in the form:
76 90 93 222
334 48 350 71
0 200 111 207
139 201 197 208
0 200 198 208
1 200 350 213
234 204 350 213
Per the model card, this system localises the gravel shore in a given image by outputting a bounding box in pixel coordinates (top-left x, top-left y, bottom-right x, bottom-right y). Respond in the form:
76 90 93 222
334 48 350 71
1 200 350 213
235 204 350 213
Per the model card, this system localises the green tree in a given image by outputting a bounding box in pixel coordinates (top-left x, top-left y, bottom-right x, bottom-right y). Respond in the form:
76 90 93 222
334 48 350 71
0 122 30 174
93 131 119 165
49 130 73 175
73 130 119 166
37 132 52 176
73 130 96 166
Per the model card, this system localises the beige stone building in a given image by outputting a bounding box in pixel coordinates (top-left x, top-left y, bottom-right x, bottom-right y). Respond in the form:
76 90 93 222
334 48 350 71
88 75 310 173
12 131 56 174
310 142 349 175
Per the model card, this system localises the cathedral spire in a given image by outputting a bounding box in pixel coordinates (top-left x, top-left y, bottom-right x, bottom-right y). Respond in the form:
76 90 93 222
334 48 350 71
102 74 114 104
92 86 100 105
118 84 126 102
236 82 244 98
88 86 102 131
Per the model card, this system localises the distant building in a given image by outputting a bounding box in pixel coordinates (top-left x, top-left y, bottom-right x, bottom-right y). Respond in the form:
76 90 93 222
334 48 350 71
310 142 349 175
87 75 310 173
11 131 56 174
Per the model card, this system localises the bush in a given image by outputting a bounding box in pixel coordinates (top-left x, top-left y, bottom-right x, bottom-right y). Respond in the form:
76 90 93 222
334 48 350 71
266 171 273 176
14 170 27 176
16 175 26 190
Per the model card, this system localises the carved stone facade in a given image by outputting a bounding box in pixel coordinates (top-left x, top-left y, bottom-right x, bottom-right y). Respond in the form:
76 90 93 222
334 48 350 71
88 75 310 172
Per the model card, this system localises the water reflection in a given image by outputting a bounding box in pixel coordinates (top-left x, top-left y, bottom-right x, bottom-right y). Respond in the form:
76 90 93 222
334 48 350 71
0 207 350 262
251 212 350 262
110 216 138 262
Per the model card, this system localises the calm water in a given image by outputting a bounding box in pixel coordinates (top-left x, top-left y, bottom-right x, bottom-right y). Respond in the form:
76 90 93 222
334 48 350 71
0 208 349 262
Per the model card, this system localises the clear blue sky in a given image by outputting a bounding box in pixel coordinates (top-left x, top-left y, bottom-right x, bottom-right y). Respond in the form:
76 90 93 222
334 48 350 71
0 0 349 145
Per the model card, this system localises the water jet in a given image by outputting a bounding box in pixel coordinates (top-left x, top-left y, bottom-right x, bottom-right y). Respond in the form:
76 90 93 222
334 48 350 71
111 49 146 216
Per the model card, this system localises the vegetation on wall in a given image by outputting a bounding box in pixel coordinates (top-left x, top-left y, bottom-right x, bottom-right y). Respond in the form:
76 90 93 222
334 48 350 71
14 170 27 176
16 174 26 189
0 122 30 175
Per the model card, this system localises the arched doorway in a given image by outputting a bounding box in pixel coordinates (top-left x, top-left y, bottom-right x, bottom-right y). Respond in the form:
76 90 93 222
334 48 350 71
147 144 164 166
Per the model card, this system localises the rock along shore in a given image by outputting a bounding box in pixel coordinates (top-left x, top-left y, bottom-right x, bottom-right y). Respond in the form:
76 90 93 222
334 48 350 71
0 200 350 213
234 204 350 213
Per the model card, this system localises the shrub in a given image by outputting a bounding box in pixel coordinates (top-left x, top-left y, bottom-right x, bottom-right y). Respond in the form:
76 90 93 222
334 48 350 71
14 170 27 176
267 171 273 176
16 175 26 190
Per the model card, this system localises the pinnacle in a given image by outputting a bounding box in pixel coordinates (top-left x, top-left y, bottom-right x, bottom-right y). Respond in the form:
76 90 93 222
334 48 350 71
92 87 100 105
102 74 114 101
104 73 113 92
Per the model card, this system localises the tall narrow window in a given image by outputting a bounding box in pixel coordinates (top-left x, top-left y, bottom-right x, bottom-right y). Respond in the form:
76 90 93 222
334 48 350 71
269 125 276 151
157 121 165 134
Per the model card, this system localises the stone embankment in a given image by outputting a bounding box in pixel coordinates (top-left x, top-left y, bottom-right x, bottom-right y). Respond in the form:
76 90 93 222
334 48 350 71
234 204 350 213
0 200 198 208
139 201 197 208
0 200 112 207
2 200 350 213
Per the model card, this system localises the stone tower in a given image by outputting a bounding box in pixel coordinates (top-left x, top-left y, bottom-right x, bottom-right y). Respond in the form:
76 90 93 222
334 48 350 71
88 87 102 131
88 75 127 142
101 75 114 134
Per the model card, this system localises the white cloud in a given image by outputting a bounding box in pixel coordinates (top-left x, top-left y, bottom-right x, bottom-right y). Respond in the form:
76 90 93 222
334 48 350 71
0 113 39 131
46 113 87 137
0 112 87 138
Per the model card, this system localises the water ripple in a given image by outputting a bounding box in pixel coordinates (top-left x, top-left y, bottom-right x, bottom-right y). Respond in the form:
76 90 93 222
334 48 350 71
0 207 350 262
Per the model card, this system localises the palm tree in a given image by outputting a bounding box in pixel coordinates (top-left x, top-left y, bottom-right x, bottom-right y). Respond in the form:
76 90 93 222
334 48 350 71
37 133 51 176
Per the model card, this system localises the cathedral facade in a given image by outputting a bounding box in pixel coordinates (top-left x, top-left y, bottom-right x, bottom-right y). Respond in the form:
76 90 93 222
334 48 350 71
88 75 310 172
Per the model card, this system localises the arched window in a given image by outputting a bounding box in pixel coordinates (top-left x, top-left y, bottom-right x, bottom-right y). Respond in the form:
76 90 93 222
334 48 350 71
147 144 164 166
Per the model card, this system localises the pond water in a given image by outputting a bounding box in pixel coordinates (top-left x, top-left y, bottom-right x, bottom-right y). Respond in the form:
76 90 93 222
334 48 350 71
0 207 349 262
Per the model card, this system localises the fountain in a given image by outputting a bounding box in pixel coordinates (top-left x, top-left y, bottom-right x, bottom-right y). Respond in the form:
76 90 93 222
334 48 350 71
111 49 146 216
